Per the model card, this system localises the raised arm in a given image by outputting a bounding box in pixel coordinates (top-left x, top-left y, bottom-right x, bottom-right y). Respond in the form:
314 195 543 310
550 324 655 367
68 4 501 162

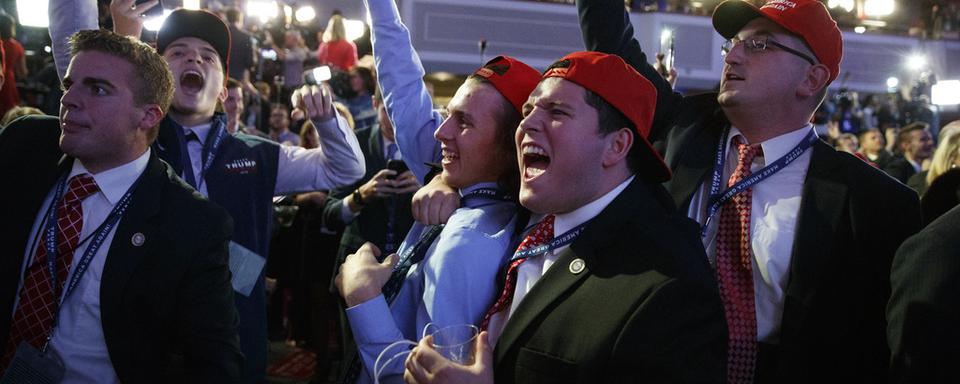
50 0 99 80
275 85 366 194
365 0 446 183
576 0 680 138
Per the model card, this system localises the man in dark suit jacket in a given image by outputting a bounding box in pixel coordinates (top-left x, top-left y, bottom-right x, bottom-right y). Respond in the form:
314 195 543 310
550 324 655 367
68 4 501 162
0 30 240 382
887 204 960 383
577 0 920 382
403 51 726 384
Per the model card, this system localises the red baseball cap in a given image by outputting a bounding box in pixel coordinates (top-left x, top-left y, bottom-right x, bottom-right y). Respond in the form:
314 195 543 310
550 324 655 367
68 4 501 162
472 56 541 114
542 51 671 182
712 0 842 83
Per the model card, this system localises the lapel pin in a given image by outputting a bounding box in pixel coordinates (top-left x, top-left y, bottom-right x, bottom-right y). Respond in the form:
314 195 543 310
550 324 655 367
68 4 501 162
568 258 585 275
131 233 146 247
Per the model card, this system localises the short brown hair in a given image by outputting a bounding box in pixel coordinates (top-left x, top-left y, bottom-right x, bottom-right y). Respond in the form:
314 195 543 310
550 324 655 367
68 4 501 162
69 29 174 141
465 75 521 197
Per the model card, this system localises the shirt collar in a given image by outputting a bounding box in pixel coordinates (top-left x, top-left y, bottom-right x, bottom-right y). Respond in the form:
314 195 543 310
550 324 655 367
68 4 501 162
727 124 814 166
71 148 151 205
183 121 213 145
551 175 635 236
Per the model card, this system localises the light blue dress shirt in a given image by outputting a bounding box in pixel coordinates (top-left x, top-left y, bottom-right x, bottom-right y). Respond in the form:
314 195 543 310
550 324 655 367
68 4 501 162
345 1 518 382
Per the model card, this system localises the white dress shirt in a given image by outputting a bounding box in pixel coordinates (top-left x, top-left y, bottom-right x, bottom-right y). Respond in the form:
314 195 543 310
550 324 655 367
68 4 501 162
16 149 151 383
687 125 814 343
487 176 634 346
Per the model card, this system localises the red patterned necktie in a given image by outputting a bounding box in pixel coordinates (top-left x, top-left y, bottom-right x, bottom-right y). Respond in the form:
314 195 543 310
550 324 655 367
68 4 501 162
2 174 99 368
716 136 762 384
480 214 555 330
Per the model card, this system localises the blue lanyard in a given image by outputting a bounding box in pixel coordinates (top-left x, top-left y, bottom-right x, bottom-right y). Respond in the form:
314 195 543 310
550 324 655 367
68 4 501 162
391 187 512 272
42 173 138 336
510 221 587 262
702 127 817 236
460 187 512 206
177 118 227 189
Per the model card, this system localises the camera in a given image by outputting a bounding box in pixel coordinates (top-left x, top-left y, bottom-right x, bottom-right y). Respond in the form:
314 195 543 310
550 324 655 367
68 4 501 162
304 66 332 86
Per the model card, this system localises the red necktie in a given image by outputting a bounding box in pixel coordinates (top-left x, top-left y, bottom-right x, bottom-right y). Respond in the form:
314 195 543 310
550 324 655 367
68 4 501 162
2 174 99 367
716 137 762 384
480 214 555 330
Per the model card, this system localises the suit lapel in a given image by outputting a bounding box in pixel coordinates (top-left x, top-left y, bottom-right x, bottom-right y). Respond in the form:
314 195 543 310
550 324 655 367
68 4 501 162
494 179 663 364
781 142 847 334
664 112 726 211
99 153 165 314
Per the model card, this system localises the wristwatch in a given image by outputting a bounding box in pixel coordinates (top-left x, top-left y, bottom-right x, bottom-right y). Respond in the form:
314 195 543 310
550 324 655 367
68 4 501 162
352 189 365 206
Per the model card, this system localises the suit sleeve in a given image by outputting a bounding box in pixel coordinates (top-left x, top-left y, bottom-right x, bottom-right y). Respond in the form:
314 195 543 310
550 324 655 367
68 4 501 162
576 0 682 142
887 215 960 383
178 210 243 382
607 277 727 383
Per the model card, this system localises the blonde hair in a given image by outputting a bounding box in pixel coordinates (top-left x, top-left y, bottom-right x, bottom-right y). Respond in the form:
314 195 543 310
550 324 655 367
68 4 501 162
323 15 347 43
1 106 44 126
927 130 960 185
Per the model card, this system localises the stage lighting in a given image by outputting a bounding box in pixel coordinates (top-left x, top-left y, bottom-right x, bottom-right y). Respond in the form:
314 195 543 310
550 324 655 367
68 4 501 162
144 9 174 32
906 55 927 71
854 26 866 34
864 0 895 18
828 0 854 13
16 0 49 28
886 77 899 89
932 80 960 106
295 6 316 23
247 0 279 24
344 19 366 41
183 0 200 10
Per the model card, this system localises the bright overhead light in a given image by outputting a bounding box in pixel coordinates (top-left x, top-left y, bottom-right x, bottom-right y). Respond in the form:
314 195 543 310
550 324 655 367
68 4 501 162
854 26 866 34
864 0 895 18
932 80 960 106
886 77 899 89
283 5 293 22
247 0 278 24
828 0 855 12
16 0 49 28
344 19 366 41
295 6 316 23
144 9 174 32
906 54 927 71
183 0 200 10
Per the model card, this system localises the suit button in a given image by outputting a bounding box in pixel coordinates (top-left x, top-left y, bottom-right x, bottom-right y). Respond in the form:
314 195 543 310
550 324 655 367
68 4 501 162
568 258 585 274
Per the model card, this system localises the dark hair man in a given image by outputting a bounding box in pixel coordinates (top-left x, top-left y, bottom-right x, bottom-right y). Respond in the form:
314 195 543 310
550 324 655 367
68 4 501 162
0 29 241 382
403 51 726 384
883 122 934 184
577 0 921 382
110 8 365 383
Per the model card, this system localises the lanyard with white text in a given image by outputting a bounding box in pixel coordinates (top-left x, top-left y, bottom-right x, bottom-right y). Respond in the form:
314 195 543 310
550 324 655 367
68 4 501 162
510 221 588 262
42 174 137 348
460 187 512 206
180 118 227 189
701 127 817 236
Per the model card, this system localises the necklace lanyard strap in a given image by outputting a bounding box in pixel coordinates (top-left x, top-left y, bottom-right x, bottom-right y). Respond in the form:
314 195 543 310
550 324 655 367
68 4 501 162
510 222 587 262
702 127 817 236
43 173 140 340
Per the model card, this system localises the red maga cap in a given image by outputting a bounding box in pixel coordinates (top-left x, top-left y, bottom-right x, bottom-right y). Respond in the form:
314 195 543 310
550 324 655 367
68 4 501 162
542 51 670 182
713 0 843 83
472 56 540 114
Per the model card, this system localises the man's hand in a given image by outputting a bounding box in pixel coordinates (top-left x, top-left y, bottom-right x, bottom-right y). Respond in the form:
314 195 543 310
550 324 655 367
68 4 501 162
885 126 899 152
403 331 494 384
294 191 328 208
110 0 156 38
411 175 460 225
388 171 421 195
291 84 335 123
335 242 398 307
654 53 678 89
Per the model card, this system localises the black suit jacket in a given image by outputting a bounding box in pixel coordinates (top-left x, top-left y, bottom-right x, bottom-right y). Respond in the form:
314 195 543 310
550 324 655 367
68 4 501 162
322 124 414 262
577 0 922 381
493 178 727 383
0 116 242 383
887 205 960 383
883 156 919 185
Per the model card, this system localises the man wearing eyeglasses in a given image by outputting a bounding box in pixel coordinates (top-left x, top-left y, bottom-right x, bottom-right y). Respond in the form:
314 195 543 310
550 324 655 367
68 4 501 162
577 0 920 382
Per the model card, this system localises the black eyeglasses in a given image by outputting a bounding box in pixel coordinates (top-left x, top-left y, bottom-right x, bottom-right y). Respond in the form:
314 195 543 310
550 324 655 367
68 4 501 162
721 36 817 65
